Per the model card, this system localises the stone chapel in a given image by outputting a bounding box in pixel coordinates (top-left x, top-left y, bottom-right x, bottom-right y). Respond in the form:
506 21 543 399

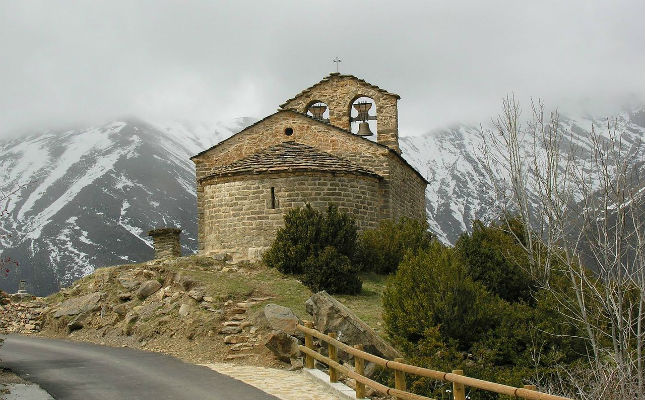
191 73 428 261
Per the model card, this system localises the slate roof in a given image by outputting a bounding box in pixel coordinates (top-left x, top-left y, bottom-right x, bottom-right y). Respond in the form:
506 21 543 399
200 141 382 182
279 73 400 109
191 110 429 185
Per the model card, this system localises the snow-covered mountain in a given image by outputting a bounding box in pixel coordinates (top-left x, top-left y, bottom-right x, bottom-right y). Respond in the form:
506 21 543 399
0 118 254 295
1 108 643 295
401 107 645 244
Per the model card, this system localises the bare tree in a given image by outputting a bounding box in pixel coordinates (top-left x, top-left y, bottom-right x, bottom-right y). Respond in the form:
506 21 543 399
480 96 644 400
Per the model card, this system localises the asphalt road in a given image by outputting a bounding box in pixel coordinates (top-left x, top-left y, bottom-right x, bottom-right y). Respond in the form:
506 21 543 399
0 335 280 400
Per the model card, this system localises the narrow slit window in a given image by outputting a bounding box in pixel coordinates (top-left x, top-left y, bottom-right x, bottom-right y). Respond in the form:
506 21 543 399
270 187 276 209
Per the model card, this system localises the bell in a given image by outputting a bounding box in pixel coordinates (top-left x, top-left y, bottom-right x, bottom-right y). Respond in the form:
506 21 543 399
357 121 373 136
353 102 372 122
308 103 327 120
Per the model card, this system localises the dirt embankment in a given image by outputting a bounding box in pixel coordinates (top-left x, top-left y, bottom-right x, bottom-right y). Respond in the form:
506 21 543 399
4 256 309 369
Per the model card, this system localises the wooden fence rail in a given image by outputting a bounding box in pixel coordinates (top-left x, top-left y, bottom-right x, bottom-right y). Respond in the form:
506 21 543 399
297 322 573 400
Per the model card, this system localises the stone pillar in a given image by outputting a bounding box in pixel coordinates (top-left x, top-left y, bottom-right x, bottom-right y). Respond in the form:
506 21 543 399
147 227 182 259
375 95 400 154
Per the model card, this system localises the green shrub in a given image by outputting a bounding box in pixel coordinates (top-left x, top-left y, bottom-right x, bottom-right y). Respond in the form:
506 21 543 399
383 240 498 351
355 217 433 274
382 221 587 399
263 204 361 294
456 219 535 303
302 246 362 294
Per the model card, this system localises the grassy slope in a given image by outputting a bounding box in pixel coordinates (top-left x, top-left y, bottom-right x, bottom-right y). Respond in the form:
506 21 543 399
44 256 389 341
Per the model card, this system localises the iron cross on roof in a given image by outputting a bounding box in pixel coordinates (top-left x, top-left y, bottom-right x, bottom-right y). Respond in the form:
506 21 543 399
332 57 341 73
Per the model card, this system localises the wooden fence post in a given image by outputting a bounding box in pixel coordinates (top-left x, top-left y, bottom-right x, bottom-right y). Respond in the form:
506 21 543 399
304 321 314 369
328 332 338 383
452 370 466 400
524 385 537 391
394 357 406 400
354 345 366 399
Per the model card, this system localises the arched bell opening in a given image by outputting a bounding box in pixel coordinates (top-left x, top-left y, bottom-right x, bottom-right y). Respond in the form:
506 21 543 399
349 96 377 139
305 100 330 123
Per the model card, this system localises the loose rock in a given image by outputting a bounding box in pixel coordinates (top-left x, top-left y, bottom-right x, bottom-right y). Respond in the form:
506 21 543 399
187 289 204 302
136 280 162 300
54 292 103 318
264 304 299 335
265 331 300 362
178 303 191 317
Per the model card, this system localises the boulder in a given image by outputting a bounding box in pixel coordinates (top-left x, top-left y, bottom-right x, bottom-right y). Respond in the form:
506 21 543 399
264 304 299 335
117 273 142 290
122 312 138 335
305 291 401 363
118 292 132 301
136 280 162 300
67 312 90 332
54 292 103 318
124 311 139 325
212 253 230 262
173 273 197 290
265 331 300 362
178 303 191 317
187 289 204 302
113 303 128 316
138 301 162 320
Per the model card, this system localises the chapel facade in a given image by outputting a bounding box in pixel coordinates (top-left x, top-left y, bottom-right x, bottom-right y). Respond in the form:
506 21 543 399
191 73 428 261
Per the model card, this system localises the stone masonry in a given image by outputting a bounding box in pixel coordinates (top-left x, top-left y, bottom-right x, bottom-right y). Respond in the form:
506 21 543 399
147 228 182 259
280 73 401 152
191 73 428 261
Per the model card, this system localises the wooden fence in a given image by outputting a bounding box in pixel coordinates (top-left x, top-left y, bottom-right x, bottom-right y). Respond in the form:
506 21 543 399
297 322 572 400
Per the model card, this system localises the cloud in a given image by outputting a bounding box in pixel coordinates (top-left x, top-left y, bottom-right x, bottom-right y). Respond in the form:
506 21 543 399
0 0 643 137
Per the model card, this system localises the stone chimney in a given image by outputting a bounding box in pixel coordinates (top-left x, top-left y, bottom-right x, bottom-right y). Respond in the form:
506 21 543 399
147 227 182 259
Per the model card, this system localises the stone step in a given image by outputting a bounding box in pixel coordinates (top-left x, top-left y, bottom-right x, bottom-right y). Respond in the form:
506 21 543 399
229 343 254 352
250 296 274 302
224 353 253 361
224 334 249 344
218 326 242 335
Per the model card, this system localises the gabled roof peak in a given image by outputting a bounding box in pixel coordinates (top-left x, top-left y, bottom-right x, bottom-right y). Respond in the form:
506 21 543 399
279 73 400 109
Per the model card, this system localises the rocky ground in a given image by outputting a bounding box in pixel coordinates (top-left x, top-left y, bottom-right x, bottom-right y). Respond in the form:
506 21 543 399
21 256 303 368
1 298 46 335
1 256 397 399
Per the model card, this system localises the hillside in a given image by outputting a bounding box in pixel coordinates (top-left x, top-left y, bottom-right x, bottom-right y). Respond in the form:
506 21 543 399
3 256 386 367
0 118 254 295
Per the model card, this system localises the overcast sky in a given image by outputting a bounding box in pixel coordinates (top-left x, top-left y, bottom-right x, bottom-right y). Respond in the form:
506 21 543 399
0 1 643 138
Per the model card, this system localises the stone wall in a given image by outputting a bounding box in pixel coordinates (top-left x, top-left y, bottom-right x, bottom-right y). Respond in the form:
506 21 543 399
147 228 182 259
387 154 428 221
193 111 427 252
201 171 383 261
194 111 392 251
280 74 400 153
